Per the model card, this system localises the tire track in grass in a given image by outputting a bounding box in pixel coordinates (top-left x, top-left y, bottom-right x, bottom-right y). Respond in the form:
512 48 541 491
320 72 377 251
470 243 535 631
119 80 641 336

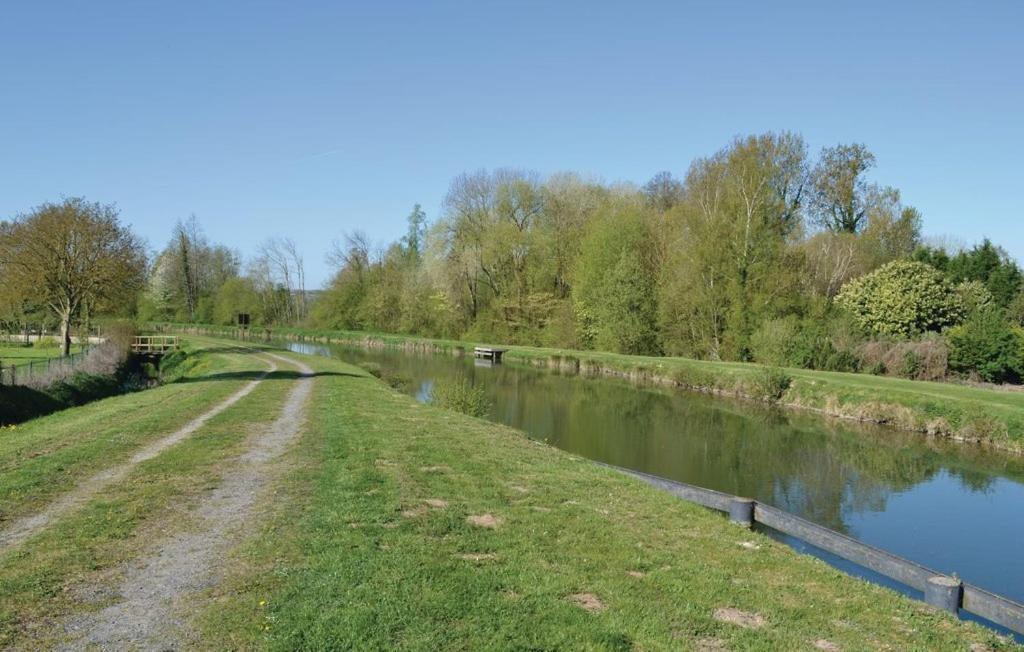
59 352 314 650
0 354 278 552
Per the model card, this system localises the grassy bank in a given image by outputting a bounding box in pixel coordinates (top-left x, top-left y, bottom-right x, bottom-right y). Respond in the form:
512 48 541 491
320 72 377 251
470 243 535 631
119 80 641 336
196 343 1011 650
0 342 129 426
168 324 1024 453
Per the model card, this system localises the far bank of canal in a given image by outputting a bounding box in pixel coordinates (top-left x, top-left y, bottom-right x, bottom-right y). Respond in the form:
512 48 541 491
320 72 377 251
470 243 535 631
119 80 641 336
286 340 1024 615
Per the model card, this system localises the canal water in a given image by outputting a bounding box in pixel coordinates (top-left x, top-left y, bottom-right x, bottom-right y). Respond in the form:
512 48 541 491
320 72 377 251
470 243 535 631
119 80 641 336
287 341 1024 613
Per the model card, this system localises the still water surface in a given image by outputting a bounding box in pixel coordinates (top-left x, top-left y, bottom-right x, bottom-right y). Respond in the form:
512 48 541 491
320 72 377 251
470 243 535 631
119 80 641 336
288 341 1024 609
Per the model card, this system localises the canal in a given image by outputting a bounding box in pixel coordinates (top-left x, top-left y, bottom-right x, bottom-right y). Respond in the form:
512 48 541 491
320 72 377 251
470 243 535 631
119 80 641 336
288 340 1024 618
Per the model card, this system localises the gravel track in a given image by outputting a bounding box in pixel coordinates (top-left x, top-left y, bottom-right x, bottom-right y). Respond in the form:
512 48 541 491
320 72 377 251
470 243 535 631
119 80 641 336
58 352 314 650
0 355 277 553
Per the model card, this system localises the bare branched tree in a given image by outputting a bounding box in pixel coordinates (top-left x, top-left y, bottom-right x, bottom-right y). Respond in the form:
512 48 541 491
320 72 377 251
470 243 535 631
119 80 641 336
255 237 308 322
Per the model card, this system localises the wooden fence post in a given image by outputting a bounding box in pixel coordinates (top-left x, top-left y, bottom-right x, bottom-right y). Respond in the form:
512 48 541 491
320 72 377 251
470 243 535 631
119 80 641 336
925 576 963 615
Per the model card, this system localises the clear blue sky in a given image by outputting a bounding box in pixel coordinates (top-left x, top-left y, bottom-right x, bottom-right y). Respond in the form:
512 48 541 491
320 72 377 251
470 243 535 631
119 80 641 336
2 1 1021 287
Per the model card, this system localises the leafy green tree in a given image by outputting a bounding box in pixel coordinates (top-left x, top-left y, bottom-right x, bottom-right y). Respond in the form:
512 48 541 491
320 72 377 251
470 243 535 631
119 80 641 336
213 277 262 325
642 171 684 212
809 143 875 233
947 239 1022 307
143 215 241 323
538 173 605 299
912 244 951 271
400 204 427 262
835 261 965 337
574 208 660 354
437 169 549 339
660 132 806 359
0 198 146 355
856 186 921 267
914 240 1021 308
1009 290 1024 327
359 244 406 332
314 232 371 330
947 306 1023 383
955 280 995 317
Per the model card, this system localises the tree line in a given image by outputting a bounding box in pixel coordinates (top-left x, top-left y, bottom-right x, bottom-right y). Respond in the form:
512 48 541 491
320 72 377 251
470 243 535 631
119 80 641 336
1 132 1022 382
314 133 1024 383
136 215 309 326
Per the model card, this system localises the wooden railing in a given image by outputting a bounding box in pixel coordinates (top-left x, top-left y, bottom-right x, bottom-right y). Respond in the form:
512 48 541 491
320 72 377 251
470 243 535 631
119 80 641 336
131 336 180 354
600 463 1024 637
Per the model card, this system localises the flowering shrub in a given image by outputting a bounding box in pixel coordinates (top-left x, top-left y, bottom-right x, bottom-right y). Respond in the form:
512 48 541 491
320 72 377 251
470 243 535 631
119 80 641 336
836 261 965 337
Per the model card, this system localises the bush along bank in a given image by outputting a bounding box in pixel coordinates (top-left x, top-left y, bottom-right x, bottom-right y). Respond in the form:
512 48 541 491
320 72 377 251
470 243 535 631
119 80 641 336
161 323 1024 453
0 340 189 426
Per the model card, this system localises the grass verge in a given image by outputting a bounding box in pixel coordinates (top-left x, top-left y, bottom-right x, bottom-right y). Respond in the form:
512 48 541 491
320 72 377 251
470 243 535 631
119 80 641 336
197 346 1013 650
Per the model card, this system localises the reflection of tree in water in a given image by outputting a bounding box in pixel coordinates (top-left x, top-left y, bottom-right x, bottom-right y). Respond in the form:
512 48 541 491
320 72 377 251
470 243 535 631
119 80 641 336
485 371 929 534
319 344 1020 535
948 467 997 493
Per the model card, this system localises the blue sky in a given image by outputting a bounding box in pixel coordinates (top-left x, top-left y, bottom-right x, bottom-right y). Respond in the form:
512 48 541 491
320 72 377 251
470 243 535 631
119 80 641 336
2 1 1021 286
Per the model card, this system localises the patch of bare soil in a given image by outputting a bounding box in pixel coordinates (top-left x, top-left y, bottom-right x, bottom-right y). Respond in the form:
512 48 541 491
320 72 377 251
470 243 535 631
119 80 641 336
456 553 497 562
0 356 277 553
57 352 313 651
567 592 606 612
419 465 451 473
713 607 766 630
696 637 728 651
401 506 429 518
423 498 448 508
466 513 502 528
813 639 842 651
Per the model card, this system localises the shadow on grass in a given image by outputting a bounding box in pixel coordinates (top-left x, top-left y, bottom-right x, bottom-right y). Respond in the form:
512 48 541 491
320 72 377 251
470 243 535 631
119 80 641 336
175 370 365 383
187 346 274 356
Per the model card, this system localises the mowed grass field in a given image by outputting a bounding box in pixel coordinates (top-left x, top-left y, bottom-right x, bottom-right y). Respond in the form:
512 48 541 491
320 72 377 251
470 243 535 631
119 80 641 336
0 343 86 369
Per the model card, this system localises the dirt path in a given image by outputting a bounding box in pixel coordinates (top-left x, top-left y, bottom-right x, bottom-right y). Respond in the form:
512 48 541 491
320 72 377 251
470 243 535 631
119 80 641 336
0 354 278 553
59 352 314 650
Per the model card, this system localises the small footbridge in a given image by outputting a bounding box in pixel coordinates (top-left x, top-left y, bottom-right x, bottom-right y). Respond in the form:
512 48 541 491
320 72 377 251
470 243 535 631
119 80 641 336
131 336 180 355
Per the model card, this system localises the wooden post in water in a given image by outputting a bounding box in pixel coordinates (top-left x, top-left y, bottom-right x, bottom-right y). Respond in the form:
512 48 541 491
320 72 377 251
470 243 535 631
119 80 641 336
728 498 755 527
925 576 963 615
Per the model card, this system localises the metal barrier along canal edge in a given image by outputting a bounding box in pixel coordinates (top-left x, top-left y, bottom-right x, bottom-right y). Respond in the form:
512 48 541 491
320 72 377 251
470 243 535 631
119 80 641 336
598 462 1024 638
